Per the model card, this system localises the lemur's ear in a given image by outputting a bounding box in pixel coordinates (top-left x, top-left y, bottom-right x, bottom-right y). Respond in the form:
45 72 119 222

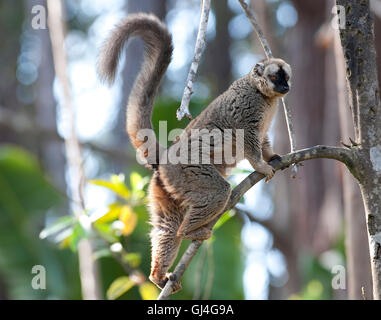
253 62 265 76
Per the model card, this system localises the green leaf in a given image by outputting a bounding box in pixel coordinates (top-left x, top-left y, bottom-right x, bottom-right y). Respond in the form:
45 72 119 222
122 252 141 268
130 172 149 192
230 167 253 175
119 206 138 236
106 276 135 300
214 210 235 230
130 172 142 190
95 203 122 224
89 174 130 199
68 222 87 252
139 282 159 300
93 222 119 243
39 215 75 239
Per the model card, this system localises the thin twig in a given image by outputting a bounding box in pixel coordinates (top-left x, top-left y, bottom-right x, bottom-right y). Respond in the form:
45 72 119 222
193 243 207 299
157 145 355 299
47 0 101 300
158 240 203 300
237 0 298 177
237 0 272 58
176 0 211 120
281 98 298 177
202 241 214 300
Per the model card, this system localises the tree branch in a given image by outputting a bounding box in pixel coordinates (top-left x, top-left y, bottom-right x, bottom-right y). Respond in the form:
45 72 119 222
176 0 211 120
157 145 355 299
237 0 272 58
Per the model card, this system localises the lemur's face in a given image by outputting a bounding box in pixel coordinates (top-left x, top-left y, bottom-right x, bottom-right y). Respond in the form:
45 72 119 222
252 58 292 97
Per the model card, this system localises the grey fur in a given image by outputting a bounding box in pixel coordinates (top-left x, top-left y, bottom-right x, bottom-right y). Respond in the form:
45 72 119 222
98 13 292 291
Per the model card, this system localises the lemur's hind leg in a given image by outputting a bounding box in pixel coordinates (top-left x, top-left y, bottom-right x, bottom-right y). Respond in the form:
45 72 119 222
149 224 182 292
176 165 231 238
148 173 183 292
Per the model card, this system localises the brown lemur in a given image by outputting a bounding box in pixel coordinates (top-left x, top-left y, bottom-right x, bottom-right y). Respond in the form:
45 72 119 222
98 13 292 291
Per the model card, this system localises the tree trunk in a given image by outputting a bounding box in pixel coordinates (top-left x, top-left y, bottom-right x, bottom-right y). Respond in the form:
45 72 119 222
336 0 381 299
47 0 102 300
203 0 233 96
333 24 373 299
24 0 67 192
275 0 329 297
288 0 343 254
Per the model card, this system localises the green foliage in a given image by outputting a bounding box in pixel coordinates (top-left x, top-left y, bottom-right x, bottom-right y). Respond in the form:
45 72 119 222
289 234 346 300
289 253 333 300
106 276 135 300
106 275 159 300
89 174 131 200
41 167 245 300
175 210 244 300
0 145 80 299
213 210 235 230
40 171 155 299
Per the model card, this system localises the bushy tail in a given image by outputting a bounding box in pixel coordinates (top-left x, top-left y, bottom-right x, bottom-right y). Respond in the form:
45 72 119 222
98 13 173 169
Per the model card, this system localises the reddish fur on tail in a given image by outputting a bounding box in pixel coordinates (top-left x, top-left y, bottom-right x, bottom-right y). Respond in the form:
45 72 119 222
97 13 173 168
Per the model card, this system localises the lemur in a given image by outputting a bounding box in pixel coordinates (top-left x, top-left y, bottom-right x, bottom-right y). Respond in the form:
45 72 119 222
98 13 292 291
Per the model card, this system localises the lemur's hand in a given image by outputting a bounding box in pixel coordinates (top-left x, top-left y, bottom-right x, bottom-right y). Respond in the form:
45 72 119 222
254 161 276 182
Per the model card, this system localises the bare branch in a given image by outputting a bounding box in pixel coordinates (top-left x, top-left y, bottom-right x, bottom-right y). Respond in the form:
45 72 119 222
281 98 298 177
192 243 207 299
157 145 355 299
237 0 298 176
226 146 355 211
237 0 272 58
176 0 211 120
202 241 215 300
158 240 203 300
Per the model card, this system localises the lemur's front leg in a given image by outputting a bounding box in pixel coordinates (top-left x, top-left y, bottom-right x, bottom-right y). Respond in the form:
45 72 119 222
245 131 275 182
262 134 281 163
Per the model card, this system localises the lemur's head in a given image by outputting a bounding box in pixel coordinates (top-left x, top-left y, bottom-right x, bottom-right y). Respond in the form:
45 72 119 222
250 58 292 98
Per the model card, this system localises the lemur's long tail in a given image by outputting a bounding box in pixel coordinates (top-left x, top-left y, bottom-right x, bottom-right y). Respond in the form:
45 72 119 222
98 13 173 169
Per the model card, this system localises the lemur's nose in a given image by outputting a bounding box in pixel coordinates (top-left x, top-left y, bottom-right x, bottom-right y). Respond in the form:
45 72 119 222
279 84 289 93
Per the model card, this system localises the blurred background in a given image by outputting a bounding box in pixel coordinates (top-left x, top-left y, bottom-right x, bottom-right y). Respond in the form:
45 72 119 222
1 0 381 300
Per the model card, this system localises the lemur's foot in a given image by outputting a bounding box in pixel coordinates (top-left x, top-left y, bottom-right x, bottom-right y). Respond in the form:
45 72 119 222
165 273 182 293
149 273 182 293
149 274 166 289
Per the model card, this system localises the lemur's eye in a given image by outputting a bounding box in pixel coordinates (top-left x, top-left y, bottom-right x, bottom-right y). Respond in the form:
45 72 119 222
269 75 278 81
285 75 290 81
